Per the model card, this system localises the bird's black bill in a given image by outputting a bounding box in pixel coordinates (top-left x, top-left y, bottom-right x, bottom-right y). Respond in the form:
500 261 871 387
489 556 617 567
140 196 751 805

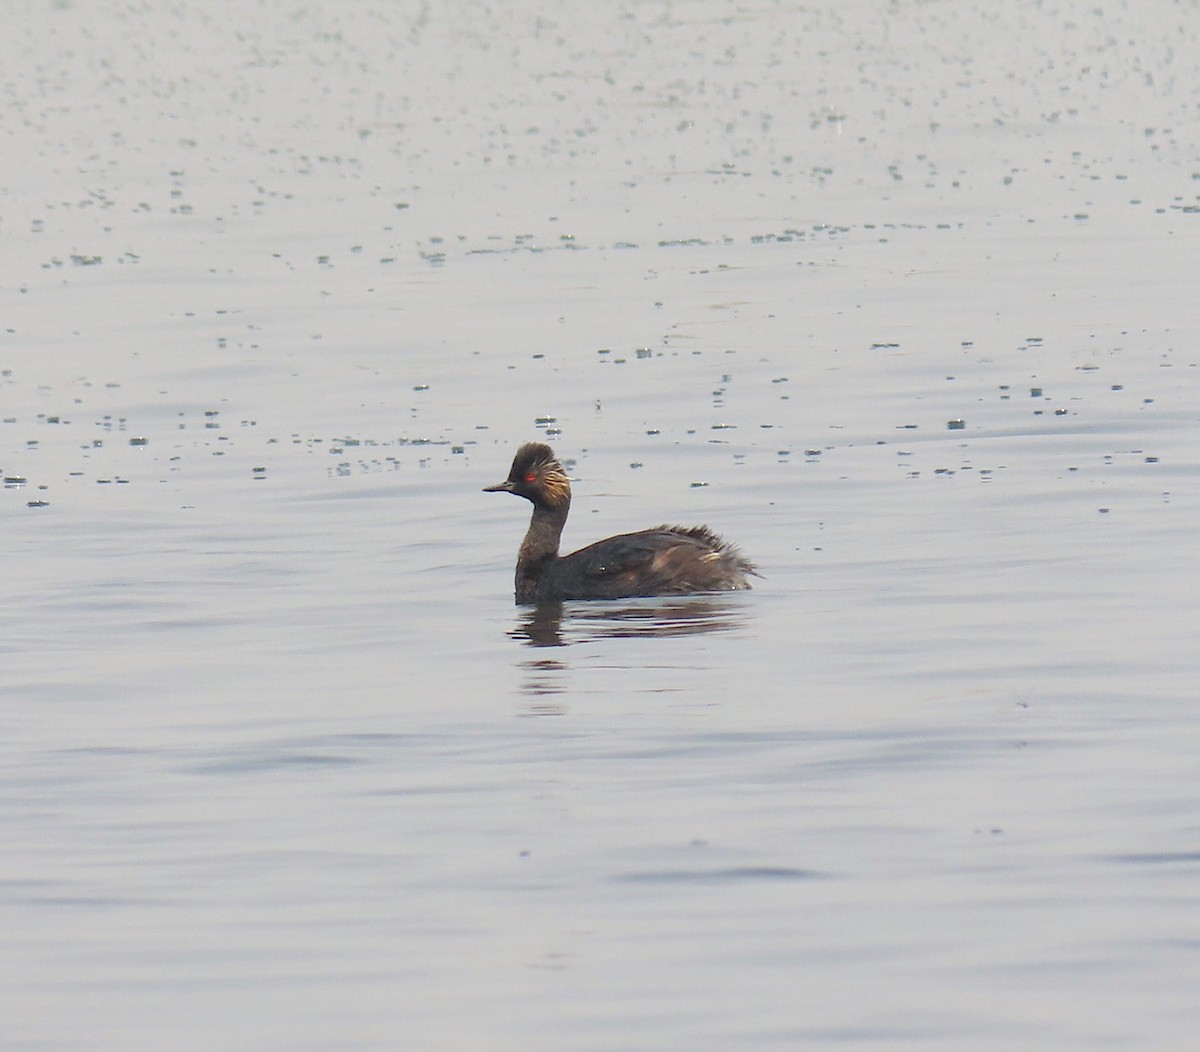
483 480 514 493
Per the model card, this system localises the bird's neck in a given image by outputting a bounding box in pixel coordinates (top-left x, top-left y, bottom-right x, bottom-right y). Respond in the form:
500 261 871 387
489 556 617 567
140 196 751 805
515 500 569 600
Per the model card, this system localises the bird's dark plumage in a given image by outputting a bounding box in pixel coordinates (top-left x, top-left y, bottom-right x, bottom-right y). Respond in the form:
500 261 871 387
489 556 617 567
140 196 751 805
484 443 759 604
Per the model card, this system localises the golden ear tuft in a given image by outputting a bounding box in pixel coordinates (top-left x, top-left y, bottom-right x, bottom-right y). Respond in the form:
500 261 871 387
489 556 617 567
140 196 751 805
540 468 571 506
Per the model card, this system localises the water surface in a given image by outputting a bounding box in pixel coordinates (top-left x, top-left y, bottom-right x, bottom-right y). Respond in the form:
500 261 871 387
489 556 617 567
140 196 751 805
3 1 1199 1049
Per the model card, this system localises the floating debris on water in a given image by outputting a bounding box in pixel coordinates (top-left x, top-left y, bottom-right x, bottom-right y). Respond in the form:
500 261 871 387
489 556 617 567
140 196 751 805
947 419 966 430
129 436 148 446
27 499 49 508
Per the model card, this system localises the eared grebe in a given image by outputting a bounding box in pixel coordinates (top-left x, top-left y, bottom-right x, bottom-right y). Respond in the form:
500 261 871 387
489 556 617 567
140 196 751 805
484 443 759 604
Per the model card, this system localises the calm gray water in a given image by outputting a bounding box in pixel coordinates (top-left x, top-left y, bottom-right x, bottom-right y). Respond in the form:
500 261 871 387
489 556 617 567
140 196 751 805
4 1 1200 1049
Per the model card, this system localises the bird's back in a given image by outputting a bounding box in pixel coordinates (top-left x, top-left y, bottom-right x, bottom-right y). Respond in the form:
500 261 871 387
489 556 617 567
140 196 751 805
543 525 758 600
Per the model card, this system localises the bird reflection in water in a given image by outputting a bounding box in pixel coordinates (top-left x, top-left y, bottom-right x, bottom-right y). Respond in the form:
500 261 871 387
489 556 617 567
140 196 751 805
511 596 753 648
509 597 753 711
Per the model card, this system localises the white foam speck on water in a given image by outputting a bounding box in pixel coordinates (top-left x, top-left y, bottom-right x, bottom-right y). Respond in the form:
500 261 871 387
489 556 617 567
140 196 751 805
3 2 1200 1049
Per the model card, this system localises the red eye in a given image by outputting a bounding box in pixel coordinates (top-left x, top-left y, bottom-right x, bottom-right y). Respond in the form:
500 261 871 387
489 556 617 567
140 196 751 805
524 472 537 482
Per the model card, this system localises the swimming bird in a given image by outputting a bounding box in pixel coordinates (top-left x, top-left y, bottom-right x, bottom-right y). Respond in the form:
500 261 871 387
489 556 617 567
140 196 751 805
484 442 759 604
